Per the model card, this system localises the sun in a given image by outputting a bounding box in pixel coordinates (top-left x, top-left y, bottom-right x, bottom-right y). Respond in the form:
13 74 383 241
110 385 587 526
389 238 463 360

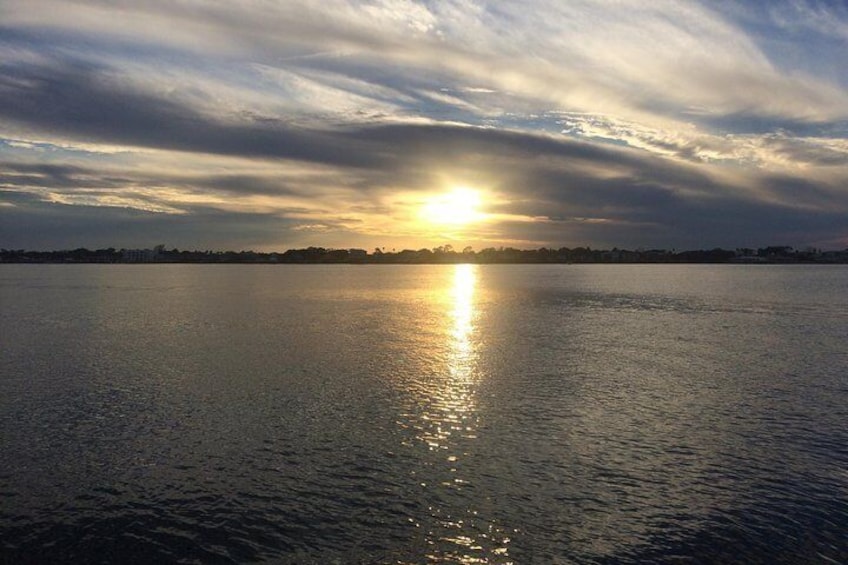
420 187 484 226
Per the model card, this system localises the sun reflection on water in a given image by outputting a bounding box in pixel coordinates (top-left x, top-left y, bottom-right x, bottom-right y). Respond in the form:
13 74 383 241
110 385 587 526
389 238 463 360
451 264 475 365
420 264 479 451
408 264 513 564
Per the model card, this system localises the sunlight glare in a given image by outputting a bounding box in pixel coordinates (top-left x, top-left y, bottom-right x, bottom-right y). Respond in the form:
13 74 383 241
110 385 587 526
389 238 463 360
421 187 484 226
450 264 475 356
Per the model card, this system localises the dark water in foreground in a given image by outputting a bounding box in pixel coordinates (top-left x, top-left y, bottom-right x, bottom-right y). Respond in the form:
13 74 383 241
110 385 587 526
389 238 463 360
1 264 847 564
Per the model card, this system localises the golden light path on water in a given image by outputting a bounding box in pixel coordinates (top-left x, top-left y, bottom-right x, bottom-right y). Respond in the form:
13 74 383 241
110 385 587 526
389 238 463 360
412 265 478 454
431 264 477 449
416 265 512 564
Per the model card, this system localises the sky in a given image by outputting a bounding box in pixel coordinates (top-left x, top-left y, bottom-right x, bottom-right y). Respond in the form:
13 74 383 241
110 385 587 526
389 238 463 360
1 0 847 252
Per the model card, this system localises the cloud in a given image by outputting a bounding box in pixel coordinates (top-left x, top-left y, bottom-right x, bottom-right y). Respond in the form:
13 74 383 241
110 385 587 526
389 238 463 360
4 116 846 250
764 0 848 42
0 193 306 250
0 0 847 250
5 0 848 124
0 61 394 169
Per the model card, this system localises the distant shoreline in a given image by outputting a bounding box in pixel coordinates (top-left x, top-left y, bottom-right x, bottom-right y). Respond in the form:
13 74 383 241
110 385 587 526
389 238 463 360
3 245 847 264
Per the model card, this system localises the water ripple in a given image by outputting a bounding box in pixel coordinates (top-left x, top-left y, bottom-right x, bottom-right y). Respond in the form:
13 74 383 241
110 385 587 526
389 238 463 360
2 264 847 563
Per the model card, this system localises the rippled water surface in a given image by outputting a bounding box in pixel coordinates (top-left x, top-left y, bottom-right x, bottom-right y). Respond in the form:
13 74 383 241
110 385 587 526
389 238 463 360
2 264 847 563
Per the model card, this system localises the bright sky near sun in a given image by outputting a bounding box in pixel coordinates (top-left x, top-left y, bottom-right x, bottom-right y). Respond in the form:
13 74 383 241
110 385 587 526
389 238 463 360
1 0 847 251
421 188 485 226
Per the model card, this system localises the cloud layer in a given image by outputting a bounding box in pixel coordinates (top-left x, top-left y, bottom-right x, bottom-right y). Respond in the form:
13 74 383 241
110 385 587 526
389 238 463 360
1 0 847 250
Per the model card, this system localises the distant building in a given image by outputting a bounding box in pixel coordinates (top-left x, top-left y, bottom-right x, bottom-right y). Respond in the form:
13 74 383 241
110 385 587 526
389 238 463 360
121 245 165 262
122 249 152 262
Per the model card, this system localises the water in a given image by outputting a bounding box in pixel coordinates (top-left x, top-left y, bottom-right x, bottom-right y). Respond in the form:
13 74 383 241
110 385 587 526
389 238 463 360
1 264 847 564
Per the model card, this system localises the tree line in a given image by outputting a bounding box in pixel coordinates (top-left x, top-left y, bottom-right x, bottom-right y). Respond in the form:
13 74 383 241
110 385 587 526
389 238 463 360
2 244 846 264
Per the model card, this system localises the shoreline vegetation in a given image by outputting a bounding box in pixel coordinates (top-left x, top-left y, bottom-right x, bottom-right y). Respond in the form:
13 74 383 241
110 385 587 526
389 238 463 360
2 244 847 264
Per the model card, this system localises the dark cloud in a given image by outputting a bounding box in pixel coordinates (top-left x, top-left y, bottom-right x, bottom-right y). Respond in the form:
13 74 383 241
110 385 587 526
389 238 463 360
761 174 846 209
347 122 628 165
699 112 846 137
0 195 303 250
0 161 305 198
197 175 304 197
516 171 683 210
0 162 131 190
0 61 384 169
469 158 848 249
490 195 848 251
